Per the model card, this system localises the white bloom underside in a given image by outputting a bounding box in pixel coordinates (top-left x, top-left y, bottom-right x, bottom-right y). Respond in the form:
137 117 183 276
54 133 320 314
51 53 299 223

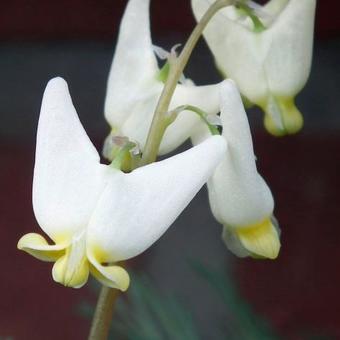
18 77 227 290
104 0 221 155
191 0 316 101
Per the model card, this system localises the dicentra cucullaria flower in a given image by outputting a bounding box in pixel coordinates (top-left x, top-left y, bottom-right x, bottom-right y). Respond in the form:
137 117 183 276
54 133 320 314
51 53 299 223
104 0 221 156
192 80 280 259
191 0 316 136
17 77 226 290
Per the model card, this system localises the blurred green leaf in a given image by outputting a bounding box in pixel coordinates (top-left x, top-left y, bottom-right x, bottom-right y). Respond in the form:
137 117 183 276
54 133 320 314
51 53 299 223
110 273 200 340
77 274 200 339
191 261 279 340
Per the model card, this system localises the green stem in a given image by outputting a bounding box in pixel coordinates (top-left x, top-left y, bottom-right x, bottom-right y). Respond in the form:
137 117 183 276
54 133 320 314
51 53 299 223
141 0 235 165
178 105 221 136
88 286 119 340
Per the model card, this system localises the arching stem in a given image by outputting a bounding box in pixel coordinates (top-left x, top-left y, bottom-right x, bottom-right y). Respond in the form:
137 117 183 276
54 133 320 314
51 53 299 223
141 0 235 165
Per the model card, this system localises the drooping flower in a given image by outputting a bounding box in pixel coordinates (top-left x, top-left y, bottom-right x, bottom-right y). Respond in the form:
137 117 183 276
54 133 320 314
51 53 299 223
104 0 221 156
192 80 280 259
191 0 316 136
17 77 227 290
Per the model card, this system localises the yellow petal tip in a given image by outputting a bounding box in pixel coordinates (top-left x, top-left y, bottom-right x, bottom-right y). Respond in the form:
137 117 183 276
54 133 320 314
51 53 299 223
263 96 303 137
88 244 130 291
114 267 130 292
236 218 281 260
17 233 47 250
52 252 90 289
90 262 130 292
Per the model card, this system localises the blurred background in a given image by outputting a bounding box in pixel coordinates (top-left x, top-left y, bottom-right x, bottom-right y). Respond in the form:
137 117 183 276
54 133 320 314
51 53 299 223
1 0 340 339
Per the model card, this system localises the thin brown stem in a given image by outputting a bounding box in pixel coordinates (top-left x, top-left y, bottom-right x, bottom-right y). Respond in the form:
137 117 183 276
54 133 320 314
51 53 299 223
88 286 119 340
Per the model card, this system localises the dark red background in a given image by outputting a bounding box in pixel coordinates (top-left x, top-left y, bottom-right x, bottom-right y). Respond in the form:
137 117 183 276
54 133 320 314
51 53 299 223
0 0 339 41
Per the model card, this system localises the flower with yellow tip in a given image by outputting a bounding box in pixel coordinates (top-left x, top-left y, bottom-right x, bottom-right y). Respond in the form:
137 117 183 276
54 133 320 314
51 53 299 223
17 77 227 290
191 0 316 136
104 0 221 156
192 80 280 259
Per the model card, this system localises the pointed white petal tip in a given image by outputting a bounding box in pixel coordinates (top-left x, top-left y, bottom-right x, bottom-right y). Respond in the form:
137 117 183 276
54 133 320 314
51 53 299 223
42 77 71 107
45 76 68 92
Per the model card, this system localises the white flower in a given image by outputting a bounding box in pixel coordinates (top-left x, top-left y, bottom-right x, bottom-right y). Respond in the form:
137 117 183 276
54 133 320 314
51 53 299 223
17 77 227 290
104 0 221 156
191 0 316 136
192 80 280 259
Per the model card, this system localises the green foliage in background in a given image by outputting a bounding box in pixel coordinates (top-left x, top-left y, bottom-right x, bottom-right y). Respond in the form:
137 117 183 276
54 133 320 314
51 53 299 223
111 274 200 340
78 261 335 340
191 261 277 340
78 262 281 340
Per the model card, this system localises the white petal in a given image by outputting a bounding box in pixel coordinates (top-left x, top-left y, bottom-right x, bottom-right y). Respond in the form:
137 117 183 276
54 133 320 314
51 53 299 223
264 0 316 96
33 77 110 242
191 122 211 145
191 0 268 102
159 82 221 155
104 0 159 128
87 135 226 262
118 83 163 151
207 80 274 227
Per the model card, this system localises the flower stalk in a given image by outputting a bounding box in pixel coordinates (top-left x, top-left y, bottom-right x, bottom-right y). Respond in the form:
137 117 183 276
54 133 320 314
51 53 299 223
141 0 235 165
88 286 120 340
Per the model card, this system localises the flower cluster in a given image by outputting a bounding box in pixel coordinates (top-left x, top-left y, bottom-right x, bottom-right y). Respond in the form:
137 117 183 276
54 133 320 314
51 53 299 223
18 78 225 290
18 0 315 290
